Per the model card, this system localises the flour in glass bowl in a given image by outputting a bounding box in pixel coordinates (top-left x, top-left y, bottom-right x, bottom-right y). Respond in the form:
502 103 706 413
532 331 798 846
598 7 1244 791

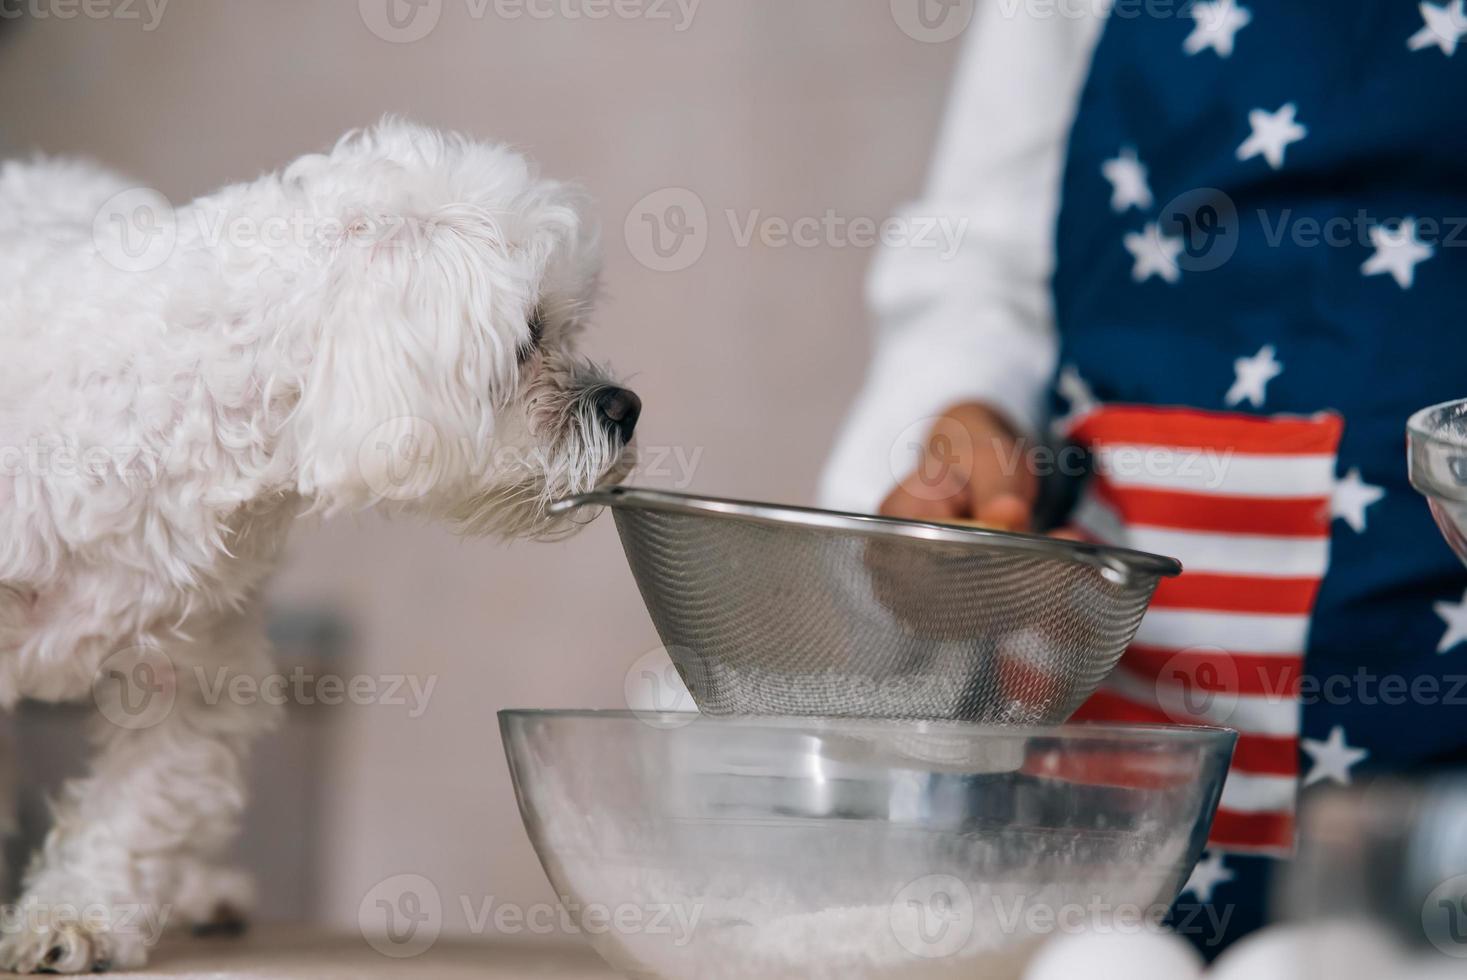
692 903 1040 980
532 827 1122 980
559 873 1043 980
523 746 1184 980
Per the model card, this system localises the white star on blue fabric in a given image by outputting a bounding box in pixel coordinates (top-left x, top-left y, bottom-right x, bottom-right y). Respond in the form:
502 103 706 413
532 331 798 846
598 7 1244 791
1237 103 1308 170
1362 219 1435 289
1182 851 1234 904
1102 147 1153 212
1225 344 1283 409
1302 726 1369 787
1434 587 1467 653
1124 222 1184 284
1051 365 1101 436
1409 0 1467 56
1185 1 1253 57
1332 468 1386 534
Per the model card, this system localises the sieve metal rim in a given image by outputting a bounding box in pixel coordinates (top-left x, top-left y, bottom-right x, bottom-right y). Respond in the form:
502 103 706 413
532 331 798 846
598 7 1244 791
551 486 1183 580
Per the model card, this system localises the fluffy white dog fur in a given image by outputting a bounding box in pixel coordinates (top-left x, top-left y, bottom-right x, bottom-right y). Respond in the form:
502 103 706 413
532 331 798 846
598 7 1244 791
0 119 636 972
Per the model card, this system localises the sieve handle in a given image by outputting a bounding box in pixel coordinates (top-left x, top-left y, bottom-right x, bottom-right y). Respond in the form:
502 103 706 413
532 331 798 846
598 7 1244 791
548 488 626 517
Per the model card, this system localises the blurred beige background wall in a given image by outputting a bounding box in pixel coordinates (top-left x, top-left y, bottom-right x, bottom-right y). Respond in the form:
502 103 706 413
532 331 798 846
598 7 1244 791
0 0 958 937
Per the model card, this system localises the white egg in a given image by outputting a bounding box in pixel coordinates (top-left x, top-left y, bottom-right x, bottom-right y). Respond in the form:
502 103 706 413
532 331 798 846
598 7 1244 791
1024 930 1204 980
1211 923 1406 980
1407 956 1467 980
1208 927 1309 980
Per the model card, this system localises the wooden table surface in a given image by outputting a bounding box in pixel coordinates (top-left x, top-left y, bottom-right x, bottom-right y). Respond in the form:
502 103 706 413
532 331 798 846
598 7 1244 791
41 928 619 979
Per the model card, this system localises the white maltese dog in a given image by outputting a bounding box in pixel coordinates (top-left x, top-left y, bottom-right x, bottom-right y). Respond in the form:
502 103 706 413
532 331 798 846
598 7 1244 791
0 119 638 972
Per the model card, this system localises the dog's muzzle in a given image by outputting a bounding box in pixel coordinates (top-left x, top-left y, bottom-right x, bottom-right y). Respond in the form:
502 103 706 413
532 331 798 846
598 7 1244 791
595 387 642 444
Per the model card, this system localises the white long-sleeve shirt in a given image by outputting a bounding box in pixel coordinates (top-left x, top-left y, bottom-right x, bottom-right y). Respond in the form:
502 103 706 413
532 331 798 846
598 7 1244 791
819 5 1110 514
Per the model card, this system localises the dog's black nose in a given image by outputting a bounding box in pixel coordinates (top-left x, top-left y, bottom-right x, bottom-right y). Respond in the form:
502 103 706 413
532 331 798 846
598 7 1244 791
596 387 642 443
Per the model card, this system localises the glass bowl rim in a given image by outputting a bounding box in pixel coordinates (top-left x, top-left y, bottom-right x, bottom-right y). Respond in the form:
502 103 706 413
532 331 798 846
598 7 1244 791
498 708 1237 747
1409 399 1467 450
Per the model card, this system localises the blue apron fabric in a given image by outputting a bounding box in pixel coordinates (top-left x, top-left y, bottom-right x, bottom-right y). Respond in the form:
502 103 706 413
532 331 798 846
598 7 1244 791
1049 0 1467 958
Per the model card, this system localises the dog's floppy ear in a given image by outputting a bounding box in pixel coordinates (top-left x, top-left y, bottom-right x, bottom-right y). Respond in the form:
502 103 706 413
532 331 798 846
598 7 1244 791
279 120 589 514
288 211 526 514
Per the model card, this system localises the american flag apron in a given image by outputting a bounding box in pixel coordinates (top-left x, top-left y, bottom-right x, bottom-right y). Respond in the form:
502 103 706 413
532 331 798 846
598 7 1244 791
1046 0 1467 955
1066 406 1342 856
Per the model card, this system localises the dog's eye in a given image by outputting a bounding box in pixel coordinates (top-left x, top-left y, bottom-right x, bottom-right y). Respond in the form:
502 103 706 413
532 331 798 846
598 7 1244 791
518 308 546 364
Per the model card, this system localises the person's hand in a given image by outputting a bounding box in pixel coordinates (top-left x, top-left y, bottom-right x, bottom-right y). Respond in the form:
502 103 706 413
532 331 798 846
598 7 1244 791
879 402 1038 531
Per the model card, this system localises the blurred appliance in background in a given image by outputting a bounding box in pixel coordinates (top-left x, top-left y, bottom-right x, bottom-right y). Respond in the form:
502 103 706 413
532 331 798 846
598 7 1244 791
3 608 349 922
1271 775 1467 977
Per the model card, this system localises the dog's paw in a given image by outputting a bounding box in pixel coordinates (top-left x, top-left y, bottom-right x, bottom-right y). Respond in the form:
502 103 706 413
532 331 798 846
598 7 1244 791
0 915 146 974
172 862 254 938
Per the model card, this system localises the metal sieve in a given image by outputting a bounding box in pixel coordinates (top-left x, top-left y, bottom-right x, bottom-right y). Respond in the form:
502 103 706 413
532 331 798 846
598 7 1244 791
552 487 1182 725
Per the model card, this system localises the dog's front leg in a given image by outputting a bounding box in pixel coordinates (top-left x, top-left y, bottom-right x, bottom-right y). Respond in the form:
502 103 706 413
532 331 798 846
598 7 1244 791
0 639 280 974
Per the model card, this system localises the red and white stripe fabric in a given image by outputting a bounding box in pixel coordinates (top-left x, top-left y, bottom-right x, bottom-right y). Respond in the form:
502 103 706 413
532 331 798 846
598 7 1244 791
1065 406 1344 856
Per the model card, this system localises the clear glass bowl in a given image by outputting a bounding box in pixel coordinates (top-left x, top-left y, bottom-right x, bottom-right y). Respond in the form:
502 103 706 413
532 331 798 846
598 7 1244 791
1409 399 1467 566
500 710 1235 980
